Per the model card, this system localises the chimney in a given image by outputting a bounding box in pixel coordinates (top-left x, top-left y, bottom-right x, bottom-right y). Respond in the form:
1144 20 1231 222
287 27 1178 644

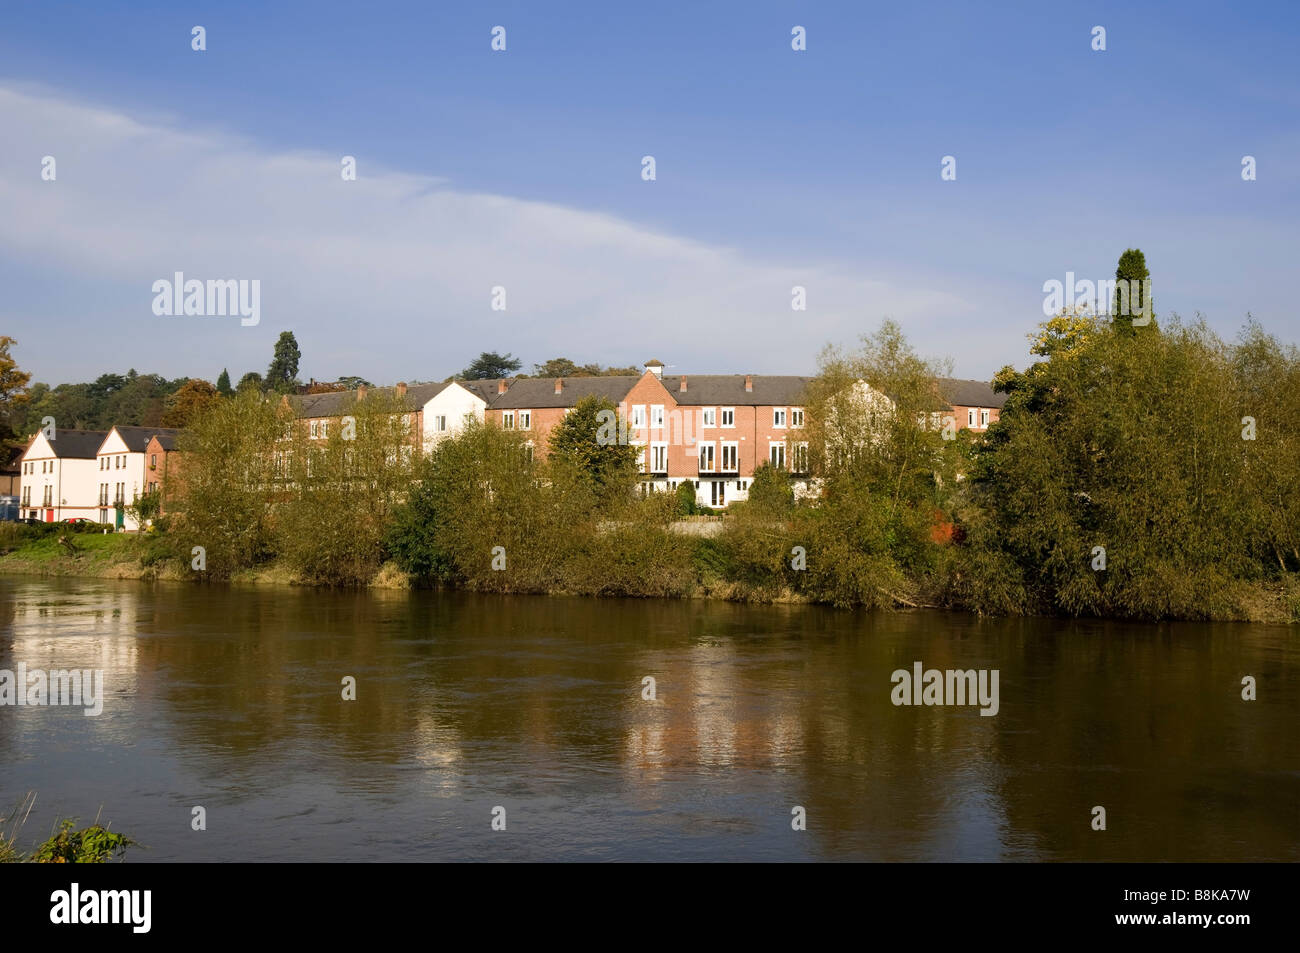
396 381 407 398
680 375 687 392
497 379 508 394
357 384 368 400
744 374 753 393
644 359 664 379
554 378 564 394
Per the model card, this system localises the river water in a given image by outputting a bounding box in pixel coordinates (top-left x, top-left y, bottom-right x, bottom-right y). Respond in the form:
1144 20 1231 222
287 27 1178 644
0 576 1295 861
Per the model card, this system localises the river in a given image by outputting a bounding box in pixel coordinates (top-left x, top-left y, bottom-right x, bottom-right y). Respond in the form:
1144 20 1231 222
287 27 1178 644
0 577 1295 861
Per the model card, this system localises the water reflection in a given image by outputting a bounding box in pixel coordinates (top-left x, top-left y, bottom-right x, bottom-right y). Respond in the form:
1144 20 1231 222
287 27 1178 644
0 577 1295 862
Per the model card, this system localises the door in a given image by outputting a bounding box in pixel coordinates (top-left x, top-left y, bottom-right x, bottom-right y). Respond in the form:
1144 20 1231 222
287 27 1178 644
45 509 53 522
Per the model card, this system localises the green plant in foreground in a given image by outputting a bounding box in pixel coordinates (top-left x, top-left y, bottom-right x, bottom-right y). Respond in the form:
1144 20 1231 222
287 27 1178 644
29 819 136 864
1 795 138 863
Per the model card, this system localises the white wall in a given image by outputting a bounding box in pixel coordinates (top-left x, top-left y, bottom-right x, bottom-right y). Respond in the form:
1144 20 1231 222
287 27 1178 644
18 433 101 522
421 383 487 453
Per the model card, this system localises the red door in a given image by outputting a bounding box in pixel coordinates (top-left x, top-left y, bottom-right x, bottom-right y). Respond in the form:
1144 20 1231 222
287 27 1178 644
45 509 54 522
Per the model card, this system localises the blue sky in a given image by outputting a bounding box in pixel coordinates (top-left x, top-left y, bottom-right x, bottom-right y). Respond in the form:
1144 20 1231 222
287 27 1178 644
2 0 1297 385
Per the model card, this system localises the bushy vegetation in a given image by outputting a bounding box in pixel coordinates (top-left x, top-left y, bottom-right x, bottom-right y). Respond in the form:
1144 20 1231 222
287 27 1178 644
951 313 1300 620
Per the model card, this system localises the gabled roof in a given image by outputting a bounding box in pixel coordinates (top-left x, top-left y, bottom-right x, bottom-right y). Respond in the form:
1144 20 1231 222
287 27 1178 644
148 432 181 451
937 378 1007 409
24 429 108 459
456 379 511 404
290 381 452 419
662 375 815 407
109 425 183 453
489 376 639 410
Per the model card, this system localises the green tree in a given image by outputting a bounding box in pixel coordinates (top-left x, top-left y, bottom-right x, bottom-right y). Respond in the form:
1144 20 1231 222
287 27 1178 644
460 351 521 380
747 461 794 515
216 368 232 396
171 389 285 578
161 378 218 427
1111 248 1155 334
546 394 639 506
276 392 418 586
267 331 302 393
237 371 265 394
0 336 32 439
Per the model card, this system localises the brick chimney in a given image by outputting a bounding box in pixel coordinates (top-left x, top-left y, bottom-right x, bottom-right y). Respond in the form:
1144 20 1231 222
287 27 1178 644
357 384 368 400
497 379 508 394
396 381 407 398
744 374 753 393
680 375 688 392
554 378 564 394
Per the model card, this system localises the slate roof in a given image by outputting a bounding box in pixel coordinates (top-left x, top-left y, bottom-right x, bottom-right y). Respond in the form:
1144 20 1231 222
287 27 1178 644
937 378 1007 409
111 426 183 453
149 432 181 451
662 375 816 407
291 381 452 418
26 429 108 459
488 376 640 410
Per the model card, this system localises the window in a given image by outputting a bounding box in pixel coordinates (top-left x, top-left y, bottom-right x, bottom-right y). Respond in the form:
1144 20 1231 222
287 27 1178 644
434 415 447 432
792 442 809 472
980 409 990 427
402 414 412 432
44 486 53 506
310 420 319 438
632 405 646 428
773 409 787 428
791 408 804 428
320 420 329 439
503 411 515 430
721 441 738 471
524 442 534 463
633 442 646 473
702 408 716 427
149 481 158 493
650 405 665 428
968 409 976 428
710 480 726 507
698 442 716 472
519 410 531 430
21 486 29 506
721 408 735 428
650 442 668 473
770 442 786 469
150 453 157 467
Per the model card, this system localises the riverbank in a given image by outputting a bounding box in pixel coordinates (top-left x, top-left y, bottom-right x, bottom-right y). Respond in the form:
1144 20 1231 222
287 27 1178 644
3 527 1297 623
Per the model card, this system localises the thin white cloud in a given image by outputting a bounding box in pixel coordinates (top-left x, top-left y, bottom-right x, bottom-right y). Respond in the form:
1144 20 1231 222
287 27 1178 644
0 83 975 380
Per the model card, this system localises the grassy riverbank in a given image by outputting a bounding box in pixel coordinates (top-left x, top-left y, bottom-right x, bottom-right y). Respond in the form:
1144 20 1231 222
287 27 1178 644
4 522 1298 623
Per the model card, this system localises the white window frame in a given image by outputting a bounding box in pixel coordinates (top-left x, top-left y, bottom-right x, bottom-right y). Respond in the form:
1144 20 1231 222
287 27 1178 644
650 441 668 473
791 408 804 428
720 407 735 428
632 405 646 428
310 420 319 439
320 420 329 439
773 409 787 428
519 410 531 430
968 409 976 428
698 441 716 472
980 409 990 428
721 441 738 472
502 411 515 430
701 407 716 428
769 441 786 469
650 405 665 429
434 414 447 432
